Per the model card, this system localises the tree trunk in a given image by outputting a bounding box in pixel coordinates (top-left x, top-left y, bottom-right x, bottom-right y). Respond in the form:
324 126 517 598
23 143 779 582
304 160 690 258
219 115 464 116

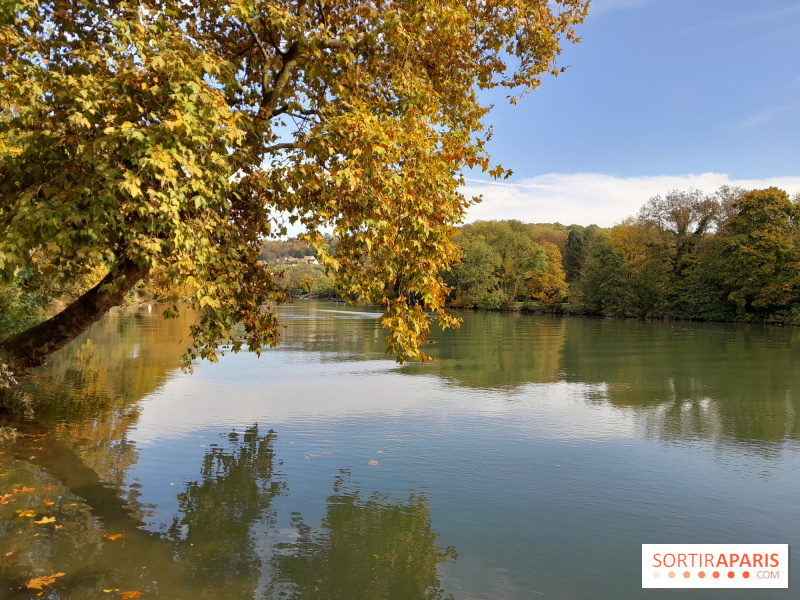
0 259 148 372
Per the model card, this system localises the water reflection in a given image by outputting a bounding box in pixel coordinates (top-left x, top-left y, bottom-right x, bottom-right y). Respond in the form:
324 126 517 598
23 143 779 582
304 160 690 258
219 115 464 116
268 472 456 600
408 311 800 444
1 424 454 599
1 302 800 599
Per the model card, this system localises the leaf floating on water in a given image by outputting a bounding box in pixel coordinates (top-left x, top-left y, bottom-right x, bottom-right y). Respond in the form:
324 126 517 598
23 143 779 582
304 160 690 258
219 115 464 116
54 525 63 530
35 516 56 524
368 460 379 466
17 510 36 517
120 591 142 599
107 534 123 541
25 573 65 589
319 451 333 455
0 493 12 504
102 589 120 593
16 487 36 494
42 499 55 505
30 447 43 450
375 450 384 454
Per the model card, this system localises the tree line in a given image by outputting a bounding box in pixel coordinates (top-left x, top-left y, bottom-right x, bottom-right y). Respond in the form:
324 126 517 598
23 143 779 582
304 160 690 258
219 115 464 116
446 186 800 323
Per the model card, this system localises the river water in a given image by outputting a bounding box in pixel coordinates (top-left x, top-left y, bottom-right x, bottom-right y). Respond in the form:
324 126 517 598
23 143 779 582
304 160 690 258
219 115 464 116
1 301 799 598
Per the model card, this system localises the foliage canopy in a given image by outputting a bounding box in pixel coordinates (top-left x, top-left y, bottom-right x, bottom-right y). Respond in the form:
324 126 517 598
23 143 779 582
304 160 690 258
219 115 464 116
0 0 588 368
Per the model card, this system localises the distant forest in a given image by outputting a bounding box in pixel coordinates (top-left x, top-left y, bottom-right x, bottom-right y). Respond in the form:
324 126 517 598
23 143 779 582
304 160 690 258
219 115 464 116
264 185 800 324
446 186 800 324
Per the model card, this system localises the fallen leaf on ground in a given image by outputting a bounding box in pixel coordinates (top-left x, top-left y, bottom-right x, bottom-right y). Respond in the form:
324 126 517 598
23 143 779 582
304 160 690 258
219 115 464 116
120 591 142 599
368 460 379 466
35 516 56 524
26 573 65 589
16 510 36 517
106 534 123 541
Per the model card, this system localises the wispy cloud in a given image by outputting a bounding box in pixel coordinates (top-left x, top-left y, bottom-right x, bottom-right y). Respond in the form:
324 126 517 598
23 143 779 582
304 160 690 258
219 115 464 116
734 103 800 131
681 4 800 35
462 172 800 228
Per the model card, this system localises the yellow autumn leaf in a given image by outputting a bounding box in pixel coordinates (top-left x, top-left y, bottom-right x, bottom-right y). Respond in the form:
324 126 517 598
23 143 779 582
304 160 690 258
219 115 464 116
106 533 124 541
26 573 65 589
16 510 36 517
35 516 56 524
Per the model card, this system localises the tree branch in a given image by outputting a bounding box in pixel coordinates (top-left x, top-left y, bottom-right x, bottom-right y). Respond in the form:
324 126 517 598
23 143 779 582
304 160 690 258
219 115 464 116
263 142 300 153
257 41 301 121
245 22 270 63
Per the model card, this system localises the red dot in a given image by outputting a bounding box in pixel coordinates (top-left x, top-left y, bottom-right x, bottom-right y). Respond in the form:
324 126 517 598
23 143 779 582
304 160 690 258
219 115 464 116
728 571 735 579
712 571 720 578
683 571 691 578
743 571 750 579
698 571 706 579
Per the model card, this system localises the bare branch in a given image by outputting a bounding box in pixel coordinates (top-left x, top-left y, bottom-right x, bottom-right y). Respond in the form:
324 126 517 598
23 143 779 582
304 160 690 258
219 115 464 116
263 142 300 153
257 41 300 120
245 22 270 63
320 33 365 49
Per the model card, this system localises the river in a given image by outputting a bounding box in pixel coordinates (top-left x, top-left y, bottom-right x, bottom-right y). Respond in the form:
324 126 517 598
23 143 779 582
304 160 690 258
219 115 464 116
1 301 799 598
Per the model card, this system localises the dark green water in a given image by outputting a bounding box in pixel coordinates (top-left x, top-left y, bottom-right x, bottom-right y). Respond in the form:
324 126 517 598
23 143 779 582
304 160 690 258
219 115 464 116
2 302 799 599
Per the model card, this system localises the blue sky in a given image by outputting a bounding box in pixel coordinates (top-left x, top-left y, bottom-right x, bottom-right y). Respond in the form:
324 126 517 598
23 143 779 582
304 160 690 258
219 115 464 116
463 0 800 226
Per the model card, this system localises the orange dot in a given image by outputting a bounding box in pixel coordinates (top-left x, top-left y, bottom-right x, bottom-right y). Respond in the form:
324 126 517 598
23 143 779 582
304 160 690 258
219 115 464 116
742 571 750 579
712 571 720 578
653 572 661 579
683 571 691 578
698 571 706 579
668 571 676 579
728 571 735 579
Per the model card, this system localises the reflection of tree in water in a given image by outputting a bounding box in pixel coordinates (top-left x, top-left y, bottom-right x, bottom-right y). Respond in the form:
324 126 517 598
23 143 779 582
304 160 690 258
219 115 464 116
406 310 567 389
166 426 283 599
2 425 456 600
268 471 456 600
561 320 800 445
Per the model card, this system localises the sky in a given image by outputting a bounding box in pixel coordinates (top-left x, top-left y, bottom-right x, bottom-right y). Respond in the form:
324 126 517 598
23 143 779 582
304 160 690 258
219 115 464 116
462 0 800 227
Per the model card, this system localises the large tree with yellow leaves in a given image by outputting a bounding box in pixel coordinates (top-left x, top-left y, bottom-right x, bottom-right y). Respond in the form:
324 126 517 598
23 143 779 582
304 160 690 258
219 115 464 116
0 0 588 371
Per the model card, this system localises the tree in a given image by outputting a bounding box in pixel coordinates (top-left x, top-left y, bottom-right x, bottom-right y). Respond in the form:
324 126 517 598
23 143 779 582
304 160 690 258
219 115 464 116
0 0 588 372
526 241 568 310
720 187 800 319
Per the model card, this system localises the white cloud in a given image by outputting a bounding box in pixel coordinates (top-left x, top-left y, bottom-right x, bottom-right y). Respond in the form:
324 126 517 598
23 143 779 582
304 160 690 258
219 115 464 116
462 172 800 228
